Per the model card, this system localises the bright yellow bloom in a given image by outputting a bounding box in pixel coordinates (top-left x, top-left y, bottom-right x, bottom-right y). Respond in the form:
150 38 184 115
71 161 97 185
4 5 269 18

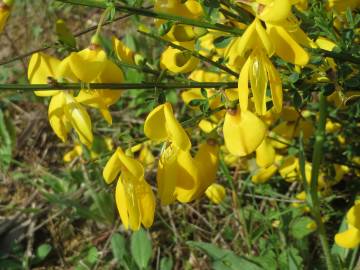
256 138 275 168
223 106 267 156
144 102 191 151
205 183 226 204
335 203 360 248
103 147 155 231
157 141 219 205
160 41 199 74
256 0 292 24
238 47 282 115
112 36 135 64
252 164 277 184
155 0 203 42
52 91 93 147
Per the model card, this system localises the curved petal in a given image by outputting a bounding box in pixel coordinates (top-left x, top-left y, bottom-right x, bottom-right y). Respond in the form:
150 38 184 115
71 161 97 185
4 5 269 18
258 0 292 24
117 147 144 179
267 25 309 66
223 108 267 156
194 142 219 198
238 57 251 112
139 180 156 228
164 103 191 151
157 145 178 206
335 226 360 249
264 56 283 113
252 164 278 184
115 179 130 230
144 103 168 142
63 93 93 148
68 48 107 82
103 148 122 184
48 93 69 142
112 36 135 64
256 138 275 168
174 150 198 203
28 52 61 96
160 46 199 74
249 50 268 115
205 183 226 204
347 204 360 230
255 19 274 56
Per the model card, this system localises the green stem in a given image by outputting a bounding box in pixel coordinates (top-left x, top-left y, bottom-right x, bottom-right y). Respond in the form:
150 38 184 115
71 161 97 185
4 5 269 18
56 0 243 36
308 91 335 270
0 81 238 91
138 30 239 77
95 7 111 37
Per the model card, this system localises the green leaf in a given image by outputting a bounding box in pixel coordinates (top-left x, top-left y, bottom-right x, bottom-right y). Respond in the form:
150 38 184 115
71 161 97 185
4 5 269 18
160 256 173 270
131 228 152 269
111 233 128 263
86 246 98 266
290 216 315 239
36 244 52 262
187 241 262 270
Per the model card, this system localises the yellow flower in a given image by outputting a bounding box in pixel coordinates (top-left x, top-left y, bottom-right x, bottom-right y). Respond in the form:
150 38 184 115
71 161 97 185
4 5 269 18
256 0 292 24
157 141 219 205
223 106 267 156
144 102 191 151
205 183 226 204
238 48 282 115
48 91 93 148
160 41 199 74
112 36 135 64
0 0 12 33
335 203 360 248
251 164 278 184
103 147 155 231
155 0 203 42
27 51 95 147
255 138 276 168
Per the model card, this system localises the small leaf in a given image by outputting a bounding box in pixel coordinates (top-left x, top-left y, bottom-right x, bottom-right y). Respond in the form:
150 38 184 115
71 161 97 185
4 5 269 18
36 244 52 262
160 256 173 270
290 217 315 239
111 233 127 263
131 229 152 269
86 246 98 265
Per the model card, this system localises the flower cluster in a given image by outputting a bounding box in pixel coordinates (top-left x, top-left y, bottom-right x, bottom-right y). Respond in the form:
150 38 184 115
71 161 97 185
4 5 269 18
24 0 360 250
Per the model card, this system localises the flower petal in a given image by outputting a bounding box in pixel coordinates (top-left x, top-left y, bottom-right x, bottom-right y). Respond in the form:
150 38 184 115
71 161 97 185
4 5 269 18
335 226 360 249
63 93 93 148
223 108 267 156
256 138 275 168
48 93 69 142
28 52 61 96
267 24 309 66
67 48 107 82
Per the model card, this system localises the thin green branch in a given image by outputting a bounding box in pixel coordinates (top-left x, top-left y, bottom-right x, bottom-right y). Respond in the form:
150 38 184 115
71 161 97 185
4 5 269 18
138 30 239 77
308 91 335 270
56 0 244 36
0 82 238 91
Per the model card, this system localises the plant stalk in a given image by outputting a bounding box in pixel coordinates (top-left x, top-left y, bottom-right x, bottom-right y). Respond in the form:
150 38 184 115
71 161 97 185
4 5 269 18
56 0 243 36
308 91 335 270
0 81 238 91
